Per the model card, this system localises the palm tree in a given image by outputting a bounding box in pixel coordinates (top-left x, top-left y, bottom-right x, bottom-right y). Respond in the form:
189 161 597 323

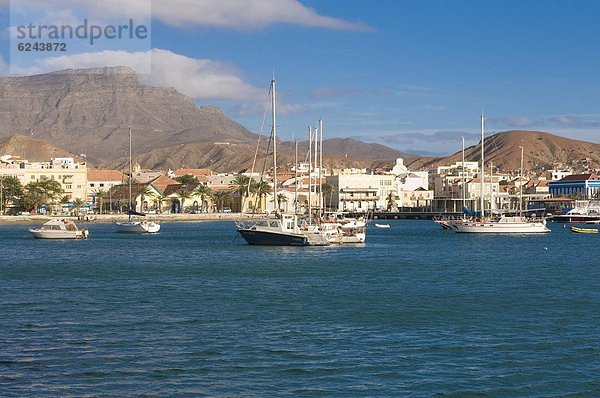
321 183 334 211
212 190 231 212
194 184 213 212
175 188 193 213
229 175 251 212
139 185 155 212
149 192 166 213
251 180 272 212
276 193 288 212
93 188 108 214
72 198 86 216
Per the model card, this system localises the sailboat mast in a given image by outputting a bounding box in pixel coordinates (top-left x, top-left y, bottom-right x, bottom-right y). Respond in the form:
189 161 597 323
480 114 485 218
319 118 323 214
519 145 524 217
272 78 278 212
314 125 318 218
462 136 465 215
128 125 132 218
308 126 312 224
295 141 298 213
490 161 493 213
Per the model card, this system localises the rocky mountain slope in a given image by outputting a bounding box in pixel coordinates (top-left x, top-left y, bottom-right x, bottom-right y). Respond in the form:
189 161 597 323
0 67 256 164
409 130 600 171
0 135 78 162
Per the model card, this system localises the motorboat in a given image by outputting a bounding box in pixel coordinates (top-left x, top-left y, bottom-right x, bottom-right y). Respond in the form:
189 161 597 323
550 200 600 223
570 225 598 234
30 219 89 239
375 223 390 228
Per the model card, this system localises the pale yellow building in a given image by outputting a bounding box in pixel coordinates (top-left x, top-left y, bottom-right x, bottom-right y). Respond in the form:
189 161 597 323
0 156 88 201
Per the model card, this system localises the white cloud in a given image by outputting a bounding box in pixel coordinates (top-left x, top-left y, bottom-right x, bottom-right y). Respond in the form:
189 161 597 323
4 0 369 31
9 48 266 102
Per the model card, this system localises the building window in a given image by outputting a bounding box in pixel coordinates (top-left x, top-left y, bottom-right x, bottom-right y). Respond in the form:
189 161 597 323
65 185 72 189
90 183 95 187
99 183 105 187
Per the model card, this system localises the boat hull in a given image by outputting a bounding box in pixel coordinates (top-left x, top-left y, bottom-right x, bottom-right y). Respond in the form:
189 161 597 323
237 229 309 246
29 229 88 239
115 221 161 233
549 215 600 223
450 221 549 233
570 226 598 234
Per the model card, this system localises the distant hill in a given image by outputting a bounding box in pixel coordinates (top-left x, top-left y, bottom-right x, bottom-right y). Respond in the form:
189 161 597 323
0 135 78 162
0 67 256 164
2 67 598 172
280 137 417 162
408 130 600 171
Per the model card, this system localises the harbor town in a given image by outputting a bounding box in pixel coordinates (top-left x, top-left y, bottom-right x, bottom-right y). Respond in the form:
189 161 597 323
1 151 598 221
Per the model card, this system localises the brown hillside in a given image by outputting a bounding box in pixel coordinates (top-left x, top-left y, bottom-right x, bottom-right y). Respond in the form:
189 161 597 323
408 130 600 171
0 134 78 161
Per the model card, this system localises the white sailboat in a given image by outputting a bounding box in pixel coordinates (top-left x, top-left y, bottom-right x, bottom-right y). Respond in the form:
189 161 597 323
115 126 161 234
449 114 549 234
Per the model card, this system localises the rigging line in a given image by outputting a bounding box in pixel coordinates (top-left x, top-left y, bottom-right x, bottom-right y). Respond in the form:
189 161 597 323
247 83 272 201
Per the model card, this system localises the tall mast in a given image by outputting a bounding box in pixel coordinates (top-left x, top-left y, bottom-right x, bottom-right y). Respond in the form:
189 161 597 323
314 125 319 217
462 136 465 216
319 118 323 214
128 125 132 219
519 145 524 217
294 141 298 213
480 113 485 218
308 126 312 224
271 78 278 212
490 161 493 212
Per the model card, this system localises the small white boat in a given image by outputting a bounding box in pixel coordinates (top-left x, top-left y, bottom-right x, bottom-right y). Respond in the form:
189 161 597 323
375 223 390 228
30 219 89 239
115 220 161 234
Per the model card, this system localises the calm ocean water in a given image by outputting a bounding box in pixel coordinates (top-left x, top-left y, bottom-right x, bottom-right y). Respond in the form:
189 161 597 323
0 220 598 397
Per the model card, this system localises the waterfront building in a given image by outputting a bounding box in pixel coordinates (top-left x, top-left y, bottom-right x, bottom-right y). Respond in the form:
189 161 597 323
548 174 600 198
0 156 87 202
87 169 125 210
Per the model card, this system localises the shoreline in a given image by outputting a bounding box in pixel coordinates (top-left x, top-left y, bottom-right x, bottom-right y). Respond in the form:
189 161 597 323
0 213 243 225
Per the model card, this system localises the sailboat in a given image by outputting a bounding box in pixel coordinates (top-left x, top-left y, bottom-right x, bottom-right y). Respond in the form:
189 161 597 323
236 79 328 246
448 114 549 234
115 126 161 234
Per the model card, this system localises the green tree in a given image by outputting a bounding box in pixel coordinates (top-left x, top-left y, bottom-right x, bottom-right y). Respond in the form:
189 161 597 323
149 191 166 213
174 174 198 184
212 190 231 212
229 175 252 212
175 188 193 212
321 183 334 211
139 185 155 212
276 193 288 212
0 176 23 214
194 184 213 212
93 188 108 214
22 180 64 213
251 180 272 212
72 198 86 216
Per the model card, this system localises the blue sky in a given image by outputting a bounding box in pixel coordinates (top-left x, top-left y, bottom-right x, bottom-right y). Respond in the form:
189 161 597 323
2 0 599 155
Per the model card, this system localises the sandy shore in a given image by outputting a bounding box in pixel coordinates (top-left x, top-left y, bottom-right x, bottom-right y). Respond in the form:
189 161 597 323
0 213 244 224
